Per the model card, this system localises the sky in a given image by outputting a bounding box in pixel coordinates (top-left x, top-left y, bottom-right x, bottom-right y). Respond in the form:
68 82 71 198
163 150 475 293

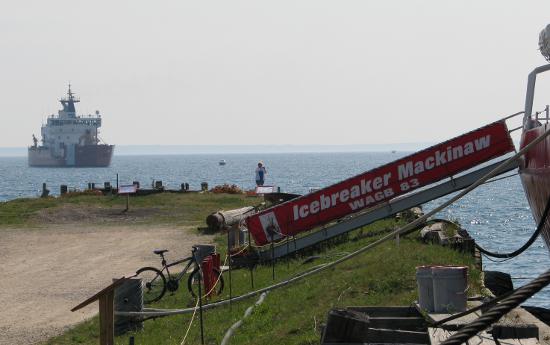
2 1 550 148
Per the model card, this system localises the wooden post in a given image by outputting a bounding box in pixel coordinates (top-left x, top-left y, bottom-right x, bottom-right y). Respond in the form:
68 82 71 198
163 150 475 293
71 277 129 345
99 290 115 345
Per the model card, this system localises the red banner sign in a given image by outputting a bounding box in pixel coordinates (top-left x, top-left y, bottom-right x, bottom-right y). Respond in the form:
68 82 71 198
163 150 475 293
246 121 514 245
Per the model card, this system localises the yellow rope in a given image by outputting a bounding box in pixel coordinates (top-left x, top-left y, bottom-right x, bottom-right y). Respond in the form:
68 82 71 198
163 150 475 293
229 244 250 257
180 295 200 345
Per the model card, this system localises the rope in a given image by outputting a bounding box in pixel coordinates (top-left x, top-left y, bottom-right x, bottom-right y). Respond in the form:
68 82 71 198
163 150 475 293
441 268 550 345
229 245 250 257
482 172 518 185
475 196 550 258
180 296 200 345
115 125 550 319
220 292 268 345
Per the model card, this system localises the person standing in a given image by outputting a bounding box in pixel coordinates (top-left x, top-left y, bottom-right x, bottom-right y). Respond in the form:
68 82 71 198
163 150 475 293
255 161 267 186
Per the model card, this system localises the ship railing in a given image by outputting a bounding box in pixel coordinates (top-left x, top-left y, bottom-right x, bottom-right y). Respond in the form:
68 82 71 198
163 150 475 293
501 110 524 133
534 105 550 123
508 105 550 133
505 105 550 133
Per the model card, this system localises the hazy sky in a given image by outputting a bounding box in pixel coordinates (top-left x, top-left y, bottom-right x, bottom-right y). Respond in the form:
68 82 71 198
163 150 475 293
2 1 550 147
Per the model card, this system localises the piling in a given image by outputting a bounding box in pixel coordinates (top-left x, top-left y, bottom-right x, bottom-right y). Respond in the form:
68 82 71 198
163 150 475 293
41 183 50 198
60 185 68 195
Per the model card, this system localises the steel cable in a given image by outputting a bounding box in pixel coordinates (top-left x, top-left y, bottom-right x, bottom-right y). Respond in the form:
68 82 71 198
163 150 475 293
475 196 550 258
441 268 550 345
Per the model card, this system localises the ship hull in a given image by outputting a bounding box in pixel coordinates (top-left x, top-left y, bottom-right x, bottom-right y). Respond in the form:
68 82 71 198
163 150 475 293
28 144 114 167
519 123 550 248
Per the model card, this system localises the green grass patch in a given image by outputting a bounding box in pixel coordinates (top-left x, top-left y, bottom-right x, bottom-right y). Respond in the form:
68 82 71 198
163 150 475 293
44 218 481 345
0 193 261 228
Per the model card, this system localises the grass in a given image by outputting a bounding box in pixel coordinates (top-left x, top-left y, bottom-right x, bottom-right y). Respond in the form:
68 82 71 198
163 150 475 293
43 217 481 345
0 192 261 227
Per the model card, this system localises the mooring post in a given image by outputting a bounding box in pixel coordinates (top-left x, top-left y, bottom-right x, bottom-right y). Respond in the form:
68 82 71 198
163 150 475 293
41 183 49 198
116 173 119 190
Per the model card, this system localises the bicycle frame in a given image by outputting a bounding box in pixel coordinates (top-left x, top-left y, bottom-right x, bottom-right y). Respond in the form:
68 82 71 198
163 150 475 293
160 255 197 283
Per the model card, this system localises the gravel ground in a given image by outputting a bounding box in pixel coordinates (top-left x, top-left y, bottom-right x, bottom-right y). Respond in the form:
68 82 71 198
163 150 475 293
0 225 212 345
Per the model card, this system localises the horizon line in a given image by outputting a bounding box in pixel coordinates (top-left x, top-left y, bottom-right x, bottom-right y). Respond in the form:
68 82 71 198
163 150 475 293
0 143 433 157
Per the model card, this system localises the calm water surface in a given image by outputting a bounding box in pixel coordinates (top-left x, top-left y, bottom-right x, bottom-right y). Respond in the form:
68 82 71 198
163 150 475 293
1 152 549 306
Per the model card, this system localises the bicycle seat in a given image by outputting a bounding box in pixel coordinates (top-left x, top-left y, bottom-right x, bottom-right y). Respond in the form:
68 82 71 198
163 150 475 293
153 249 169 255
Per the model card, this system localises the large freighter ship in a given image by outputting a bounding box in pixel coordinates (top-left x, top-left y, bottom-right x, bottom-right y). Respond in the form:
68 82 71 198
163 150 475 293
28 85 114 167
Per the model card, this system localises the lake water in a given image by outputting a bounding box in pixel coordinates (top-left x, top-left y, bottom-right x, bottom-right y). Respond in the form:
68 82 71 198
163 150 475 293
1 152 549 306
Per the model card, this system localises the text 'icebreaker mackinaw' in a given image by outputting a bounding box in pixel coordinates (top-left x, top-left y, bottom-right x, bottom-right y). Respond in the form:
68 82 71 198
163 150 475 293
245 121 515 246
293 135 492 220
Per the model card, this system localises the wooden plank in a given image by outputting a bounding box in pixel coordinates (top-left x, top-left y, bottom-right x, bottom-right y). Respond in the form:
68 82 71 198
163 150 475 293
492 324 539 339
429 327 539 345
368 317 427 331
71 277 128 312
429 328 495 345
347 305 421 317
365 327 429 344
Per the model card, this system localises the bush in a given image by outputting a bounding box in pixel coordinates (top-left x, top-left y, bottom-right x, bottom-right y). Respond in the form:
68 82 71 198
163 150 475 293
210 184 243 194
61 190 104 198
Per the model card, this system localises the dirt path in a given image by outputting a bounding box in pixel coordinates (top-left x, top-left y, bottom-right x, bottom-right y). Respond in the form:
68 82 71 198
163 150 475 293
0 225 213 345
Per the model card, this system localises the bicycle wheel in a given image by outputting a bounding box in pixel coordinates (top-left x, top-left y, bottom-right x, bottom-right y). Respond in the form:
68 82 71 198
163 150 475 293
187 268 224 298
135 267 166 304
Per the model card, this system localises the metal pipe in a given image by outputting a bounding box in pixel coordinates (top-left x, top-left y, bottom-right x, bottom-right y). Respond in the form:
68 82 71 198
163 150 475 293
524 64 550 127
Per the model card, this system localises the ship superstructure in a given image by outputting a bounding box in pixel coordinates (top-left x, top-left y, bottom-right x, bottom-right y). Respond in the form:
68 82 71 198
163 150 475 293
28 85 114 167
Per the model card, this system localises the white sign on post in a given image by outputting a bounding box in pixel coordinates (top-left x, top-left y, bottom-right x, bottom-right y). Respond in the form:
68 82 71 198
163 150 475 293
118 185 137 194
255 185 276 194
118 185 137 211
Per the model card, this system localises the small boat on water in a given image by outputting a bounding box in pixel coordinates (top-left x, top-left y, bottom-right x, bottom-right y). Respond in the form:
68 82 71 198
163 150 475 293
219 159 227 166
519 25 550 249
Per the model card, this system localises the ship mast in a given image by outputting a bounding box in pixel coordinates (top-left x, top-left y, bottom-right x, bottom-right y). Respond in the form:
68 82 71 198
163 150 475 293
59 84 80 119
